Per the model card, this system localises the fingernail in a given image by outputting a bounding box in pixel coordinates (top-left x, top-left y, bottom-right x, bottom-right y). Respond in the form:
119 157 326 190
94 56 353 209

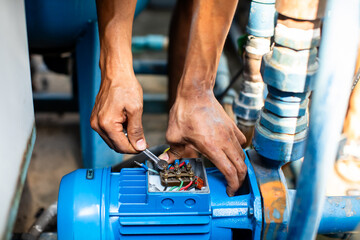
226 187 234 197
158 152 169 161
136 139 146 150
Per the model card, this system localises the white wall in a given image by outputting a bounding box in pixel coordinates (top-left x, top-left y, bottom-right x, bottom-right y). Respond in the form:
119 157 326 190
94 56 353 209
0 0 35 239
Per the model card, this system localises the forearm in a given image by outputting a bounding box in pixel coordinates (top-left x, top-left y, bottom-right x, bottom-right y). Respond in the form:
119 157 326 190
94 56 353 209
96 0 138 81
178 0 238 96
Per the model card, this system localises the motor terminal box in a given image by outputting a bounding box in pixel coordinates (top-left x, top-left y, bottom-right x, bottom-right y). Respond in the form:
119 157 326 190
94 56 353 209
147 158 209 193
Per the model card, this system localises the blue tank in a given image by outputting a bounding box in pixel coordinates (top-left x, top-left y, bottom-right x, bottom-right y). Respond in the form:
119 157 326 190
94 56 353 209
25 0 149 49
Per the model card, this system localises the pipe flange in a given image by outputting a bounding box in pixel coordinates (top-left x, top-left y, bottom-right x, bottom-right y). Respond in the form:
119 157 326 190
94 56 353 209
264 94 308 117
259 110 308 134
275 24 321 50
252 121 307 162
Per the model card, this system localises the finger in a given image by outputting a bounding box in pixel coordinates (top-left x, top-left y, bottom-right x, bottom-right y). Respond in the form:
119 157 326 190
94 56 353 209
225 135 247 187
127 109 146 151
167 144 186 163
98 129 116 150
90 116 115 150
233 124 247 146
203 148 240 197
98 118 138 154
158 147 170 162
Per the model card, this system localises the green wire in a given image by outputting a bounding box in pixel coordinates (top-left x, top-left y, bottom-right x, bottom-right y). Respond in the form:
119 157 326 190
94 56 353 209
177 180 184 191
169 186 178 191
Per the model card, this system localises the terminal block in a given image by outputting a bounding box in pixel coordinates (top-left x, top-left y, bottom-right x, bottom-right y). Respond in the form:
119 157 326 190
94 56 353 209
147 158 208 192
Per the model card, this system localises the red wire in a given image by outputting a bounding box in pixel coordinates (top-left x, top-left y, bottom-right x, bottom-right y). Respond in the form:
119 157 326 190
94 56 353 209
180 181 193 191
179 162 186 167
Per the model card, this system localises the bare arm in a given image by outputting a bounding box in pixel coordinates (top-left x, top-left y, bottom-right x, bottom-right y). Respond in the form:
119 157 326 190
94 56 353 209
91 0 147 153
164 0 247 196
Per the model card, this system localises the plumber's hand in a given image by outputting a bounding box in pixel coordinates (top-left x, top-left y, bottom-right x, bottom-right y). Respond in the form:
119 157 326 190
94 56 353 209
90 73 147 153
163 91 247 196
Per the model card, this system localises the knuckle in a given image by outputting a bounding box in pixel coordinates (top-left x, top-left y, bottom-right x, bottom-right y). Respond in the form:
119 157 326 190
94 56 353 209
239 163 247 176
90 117 98 130
128 126 144 137
127 102 143 113
165 130 178 144
98 116 112 130
224 163 236 178
229 180 240 191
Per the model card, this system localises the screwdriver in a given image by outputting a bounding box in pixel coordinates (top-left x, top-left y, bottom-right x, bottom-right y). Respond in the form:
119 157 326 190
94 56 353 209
123 129 168 170
143 148 168 171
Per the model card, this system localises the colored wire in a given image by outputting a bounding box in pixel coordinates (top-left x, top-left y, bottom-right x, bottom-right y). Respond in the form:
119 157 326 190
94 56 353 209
180 181 193 191
147 168 159 174
134 160 159 174
177 180 184 191
179 162 185 167
163 183 168 191
169 186 178 191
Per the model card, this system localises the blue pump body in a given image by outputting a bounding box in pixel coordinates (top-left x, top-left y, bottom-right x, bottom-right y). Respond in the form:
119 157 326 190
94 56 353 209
58 156 262 240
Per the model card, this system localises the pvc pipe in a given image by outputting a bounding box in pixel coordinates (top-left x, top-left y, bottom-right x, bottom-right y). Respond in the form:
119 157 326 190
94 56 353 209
286 0 360 239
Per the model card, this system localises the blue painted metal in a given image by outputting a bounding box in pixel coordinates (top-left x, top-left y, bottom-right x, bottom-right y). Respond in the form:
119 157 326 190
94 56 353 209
287 190 360 234
262 47 318 93
252 0 319 163
76 22 123 168
214 54 231 97
233 81 264 121
133 59 167 75
132 35 167 52
247 149 291 239
246 0 276 37
286 0 360 239
25 0 149 50
58 155 262 240
318 196 360 234
58 150 360 239
264 95 307 117
274 24 321 51
267 86 309 103
253 122 307 162
259 110 307 134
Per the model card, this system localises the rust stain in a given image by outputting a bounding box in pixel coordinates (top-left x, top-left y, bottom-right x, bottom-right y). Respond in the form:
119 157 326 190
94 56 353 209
261 181 287 223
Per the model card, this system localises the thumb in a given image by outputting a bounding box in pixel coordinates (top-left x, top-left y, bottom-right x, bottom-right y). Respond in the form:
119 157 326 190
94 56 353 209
160 144 185 164
127 111 147 151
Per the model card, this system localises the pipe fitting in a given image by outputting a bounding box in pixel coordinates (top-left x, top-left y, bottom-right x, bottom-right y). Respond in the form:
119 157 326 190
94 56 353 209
262 51 318 92
264 95 308 117
253 121 307 162
275 24 321 50
275 0 327 20
259 110 308 134
246 0 276 37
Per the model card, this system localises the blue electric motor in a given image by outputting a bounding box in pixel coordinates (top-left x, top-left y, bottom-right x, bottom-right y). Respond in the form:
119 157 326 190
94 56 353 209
58 157 262 240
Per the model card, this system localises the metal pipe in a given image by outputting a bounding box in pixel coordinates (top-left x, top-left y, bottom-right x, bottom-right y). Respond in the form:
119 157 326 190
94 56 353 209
288 190 360 234
318 196 360 234
22 201 57 240
286 0 360 239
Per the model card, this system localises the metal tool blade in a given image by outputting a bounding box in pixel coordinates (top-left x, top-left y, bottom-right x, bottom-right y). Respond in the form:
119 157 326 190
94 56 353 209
143 149 168 170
